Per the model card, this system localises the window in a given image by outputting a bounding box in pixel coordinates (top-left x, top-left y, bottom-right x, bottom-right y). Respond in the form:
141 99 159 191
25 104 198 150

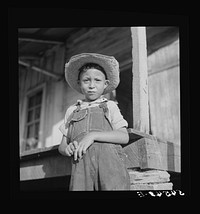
25 90 43 151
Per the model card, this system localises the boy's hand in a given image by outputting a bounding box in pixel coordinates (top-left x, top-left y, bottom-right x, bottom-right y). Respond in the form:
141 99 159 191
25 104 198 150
74 133 95 161
65 142 77 156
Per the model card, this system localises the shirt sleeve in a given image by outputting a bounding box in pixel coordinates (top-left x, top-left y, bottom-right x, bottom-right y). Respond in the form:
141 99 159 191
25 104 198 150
107 101 128 130
58 105 76 136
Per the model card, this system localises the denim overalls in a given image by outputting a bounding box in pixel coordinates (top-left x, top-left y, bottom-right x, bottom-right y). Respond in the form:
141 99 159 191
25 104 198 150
66 101 130 191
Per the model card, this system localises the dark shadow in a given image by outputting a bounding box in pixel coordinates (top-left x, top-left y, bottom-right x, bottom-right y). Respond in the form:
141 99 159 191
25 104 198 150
167 141 181 190
20 176 70 192
167 141 175 172
116 69 133 128
168 171 181 190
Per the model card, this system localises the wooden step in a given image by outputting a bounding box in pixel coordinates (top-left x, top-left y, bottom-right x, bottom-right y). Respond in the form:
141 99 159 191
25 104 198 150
131 182 173 190
128 169 173 190
129 169 170 184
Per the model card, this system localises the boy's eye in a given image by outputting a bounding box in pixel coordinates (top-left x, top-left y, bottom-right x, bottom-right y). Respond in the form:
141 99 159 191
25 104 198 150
95 79 101 82
83 79 89 82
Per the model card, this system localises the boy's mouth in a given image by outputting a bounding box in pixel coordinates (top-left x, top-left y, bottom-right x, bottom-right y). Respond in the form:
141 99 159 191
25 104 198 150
87 91 96 94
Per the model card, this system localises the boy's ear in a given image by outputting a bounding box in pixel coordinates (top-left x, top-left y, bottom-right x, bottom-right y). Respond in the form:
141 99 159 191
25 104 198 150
104 80 110 88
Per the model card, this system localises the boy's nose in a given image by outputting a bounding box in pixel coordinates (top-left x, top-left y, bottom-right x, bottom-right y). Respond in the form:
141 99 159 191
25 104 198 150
89 81 95 88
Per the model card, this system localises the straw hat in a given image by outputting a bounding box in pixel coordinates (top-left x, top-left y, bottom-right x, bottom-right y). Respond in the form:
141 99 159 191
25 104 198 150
65 53 120 94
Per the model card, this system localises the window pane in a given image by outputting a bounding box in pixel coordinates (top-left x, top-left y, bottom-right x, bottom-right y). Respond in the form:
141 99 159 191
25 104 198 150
25 90 42 151
35 122 40 139
27 124 34 138
35 91 42 105
35 106 41 120
25 137 38 151
27 109 34 122
28 96 35 108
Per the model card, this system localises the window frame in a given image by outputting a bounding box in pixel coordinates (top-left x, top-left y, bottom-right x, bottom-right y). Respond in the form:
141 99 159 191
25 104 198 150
21 83 46 153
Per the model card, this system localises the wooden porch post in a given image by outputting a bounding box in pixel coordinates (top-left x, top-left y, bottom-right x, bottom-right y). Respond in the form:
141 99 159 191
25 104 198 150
128 28 174 190
131 27 149 133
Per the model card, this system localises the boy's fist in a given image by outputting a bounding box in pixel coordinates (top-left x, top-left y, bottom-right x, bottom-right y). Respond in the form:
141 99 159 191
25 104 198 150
65 141 78 156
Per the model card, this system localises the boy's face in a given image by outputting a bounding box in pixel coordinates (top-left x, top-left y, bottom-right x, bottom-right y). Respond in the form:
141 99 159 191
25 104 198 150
78 68 109 101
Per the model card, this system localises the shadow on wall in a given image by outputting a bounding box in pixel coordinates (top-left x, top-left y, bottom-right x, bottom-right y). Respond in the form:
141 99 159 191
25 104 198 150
41 146 72 178
41 147 72 191
20 145 72 191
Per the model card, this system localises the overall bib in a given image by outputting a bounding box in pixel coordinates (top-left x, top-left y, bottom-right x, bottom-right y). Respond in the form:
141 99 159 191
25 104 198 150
66 101 130 191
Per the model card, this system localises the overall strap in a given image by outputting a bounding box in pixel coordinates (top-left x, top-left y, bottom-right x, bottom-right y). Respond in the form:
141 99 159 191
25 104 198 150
65 102 82 143
99 101 113 130
65 113 74 144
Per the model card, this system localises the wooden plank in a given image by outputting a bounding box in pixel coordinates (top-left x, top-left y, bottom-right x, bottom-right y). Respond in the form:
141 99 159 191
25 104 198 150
69 27 130 49
131 182 173 190
148 40 179 76
18 37 64 45
129 169 170 184
123 141 140 168
66 27 132 69
20 156 71 180
127 127 155 141
19 60 62 80
123 137 181 172
53 45 65 75
148 66 180 145
147 27 178 55
148 40 180 145
20 145 58 158
20 152 71 181
131 27 149 133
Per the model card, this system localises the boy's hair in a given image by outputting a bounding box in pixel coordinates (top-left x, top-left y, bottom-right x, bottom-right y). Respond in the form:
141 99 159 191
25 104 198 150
78 63 108 80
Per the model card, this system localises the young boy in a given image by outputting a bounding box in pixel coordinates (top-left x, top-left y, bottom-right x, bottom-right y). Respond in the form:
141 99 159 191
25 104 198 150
58 53 130 191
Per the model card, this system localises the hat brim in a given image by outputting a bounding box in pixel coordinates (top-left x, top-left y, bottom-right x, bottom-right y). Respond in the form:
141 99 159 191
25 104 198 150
65 53 119 95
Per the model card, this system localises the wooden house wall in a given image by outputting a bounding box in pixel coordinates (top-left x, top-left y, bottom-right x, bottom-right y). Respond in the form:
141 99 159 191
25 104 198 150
19 45 66 153
148 39 180 145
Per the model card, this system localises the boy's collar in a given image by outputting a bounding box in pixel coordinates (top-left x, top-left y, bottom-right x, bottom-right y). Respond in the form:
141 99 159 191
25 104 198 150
76 96 107 106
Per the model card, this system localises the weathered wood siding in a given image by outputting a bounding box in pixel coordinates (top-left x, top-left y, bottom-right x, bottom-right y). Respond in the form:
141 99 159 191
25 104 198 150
19 45 66 153
148 39 180 145
65 27 132 69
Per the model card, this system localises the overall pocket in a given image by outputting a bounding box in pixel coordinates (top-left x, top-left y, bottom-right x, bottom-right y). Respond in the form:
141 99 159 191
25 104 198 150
89 106 113 132
68 109 88 141
89 109 105 132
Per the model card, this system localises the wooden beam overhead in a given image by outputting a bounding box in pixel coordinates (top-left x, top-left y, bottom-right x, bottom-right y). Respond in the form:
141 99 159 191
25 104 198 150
19 55 41 60
18 60 62 80
19 37 64 45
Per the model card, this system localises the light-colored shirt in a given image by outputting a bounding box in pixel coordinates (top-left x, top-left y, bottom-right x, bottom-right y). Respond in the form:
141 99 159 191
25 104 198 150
59 96 128 137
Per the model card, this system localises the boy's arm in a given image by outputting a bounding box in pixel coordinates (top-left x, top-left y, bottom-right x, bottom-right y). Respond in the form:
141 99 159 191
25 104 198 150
58 105 76 156
58 135 68 156
92 127 129 144
74 128 129 160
